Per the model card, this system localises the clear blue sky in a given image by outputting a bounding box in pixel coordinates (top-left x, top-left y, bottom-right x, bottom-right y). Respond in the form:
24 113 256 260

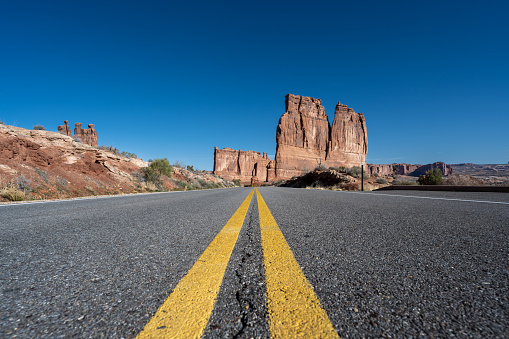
1 1 508 170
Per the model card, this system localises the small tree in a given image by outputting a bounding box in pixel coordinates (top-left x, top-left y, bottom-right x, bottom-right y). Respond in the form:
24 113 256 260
418 168 443 185
33 124 46 130
348 166 369 179
141 158 173 185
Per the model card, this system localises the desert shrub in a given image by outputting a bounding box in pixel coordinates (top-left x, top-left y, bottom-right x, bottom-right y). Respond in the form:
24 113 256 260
417 168 443 185
73 137 82 143
121 151 137 159
33 124 46 130
172 161 185 169
187 165 194 171
98 145 121 155
35 168 49 183
131 171 145 182
393 179 417 185
376 178 387 184
56 177 68 186
341 182 360 191
1 183 27 201
15 175 32 193
315 163 328 171
348 166 369 178
145 181 158 191
141 158 173 185
373 173 379 177
0 119 4 124
329 166 347 173
232 179 241 186
173 179 191 190
441 175 483 186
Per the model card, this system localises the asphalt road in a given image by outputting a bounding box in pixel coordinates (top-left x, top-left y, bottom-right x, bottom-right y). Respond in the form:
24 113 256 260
1 188 508 338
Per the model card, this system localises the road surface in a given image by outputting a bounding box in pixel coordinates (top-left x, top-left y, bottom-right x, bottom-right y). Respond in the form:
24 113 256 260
1 188 508 337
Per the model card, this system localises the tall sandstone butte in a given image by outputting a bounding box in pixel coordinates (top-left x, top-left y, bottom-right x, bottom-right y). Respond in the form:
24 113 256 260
214 94 368 182
274 94 330 179
326 101 368 168
58 120 98 147
275 94 368 179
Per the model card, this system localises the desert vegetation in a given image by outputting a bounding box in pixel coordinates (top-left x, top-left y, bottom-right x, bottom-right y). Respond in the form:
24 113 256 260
441 175 483 186
0 175 32 201
417 168 443 185
33 124 46 130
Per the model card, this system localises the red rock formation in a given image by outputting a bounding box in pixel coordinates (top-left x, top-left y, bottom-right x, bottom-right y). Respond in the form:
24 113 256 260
213 147 271 183
58 121 98 147
213 93 369 182
57 120 72 136
275 94 330 179
326 102 368 168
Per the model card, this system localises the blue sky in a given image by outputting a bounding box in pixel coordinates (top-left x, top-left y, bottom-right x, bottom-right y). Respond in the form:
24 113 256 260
1 1 508 170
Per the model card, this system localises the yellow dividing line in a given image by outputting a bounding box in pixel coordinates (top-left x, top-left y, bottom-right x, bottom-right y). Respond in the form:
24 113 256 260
256 189 339 338
137 189 254 339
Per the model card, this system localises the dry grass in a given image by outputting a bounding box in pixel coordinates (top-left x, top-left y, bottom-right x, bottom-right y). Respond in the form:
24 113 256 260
1 183 28 201
441 175 483 186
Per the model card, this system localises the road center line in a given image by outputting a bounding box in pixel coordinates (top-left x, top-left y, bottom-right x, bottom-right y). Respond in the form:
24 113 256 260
136 189 254 339
256 189 339 338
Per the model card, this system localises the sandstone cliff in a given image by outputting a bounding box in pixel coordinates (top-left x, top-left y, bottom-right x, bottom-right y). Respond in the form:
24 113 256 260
58 120 98 146
368 162 453 176
213 147 274 183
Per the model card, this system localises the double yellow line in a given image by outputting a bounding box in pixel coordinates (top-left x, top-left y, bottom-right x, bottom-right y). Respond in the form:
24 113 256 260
137 189 338 338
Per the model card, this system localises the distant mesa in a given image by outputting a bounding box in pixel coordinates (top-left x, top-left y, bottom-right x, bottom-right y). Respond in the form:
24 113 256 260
58 120 98 146
214 94 368 183
369 162 453 177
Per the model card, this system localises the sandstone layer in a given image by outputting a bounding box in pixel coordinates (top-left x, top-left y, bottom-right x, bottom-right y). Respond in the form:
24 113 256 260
58 120 98 146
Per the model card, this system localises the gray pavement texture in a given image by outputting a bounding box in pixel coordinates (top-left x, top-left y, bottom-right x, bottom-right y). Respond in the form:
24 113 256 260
1 187 508 338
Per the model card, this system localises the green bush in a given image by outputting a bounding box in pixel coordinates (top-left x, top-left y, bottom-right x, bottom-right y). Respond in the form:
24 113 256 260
376 178 387 184
417 168 443 185
187 165 194 171
347 166 369 178
33 124 46 130
121 151 137 159
141 158 173 185
232 179 241 186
